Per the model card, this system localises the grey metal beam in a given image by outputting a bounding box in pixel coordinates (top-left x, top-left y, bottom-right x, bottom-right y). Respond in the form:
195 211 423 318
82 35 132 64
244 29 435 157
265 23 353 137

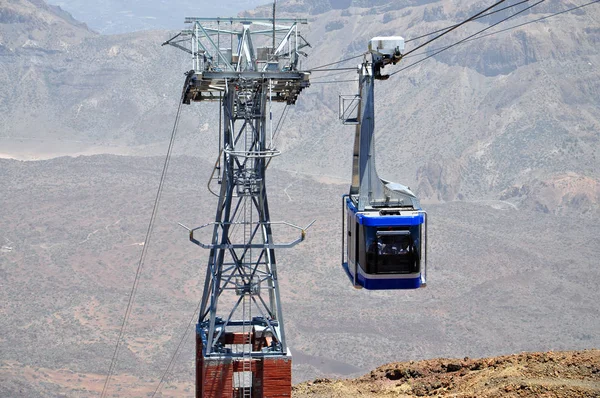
200 71 308 80
185 17 308 24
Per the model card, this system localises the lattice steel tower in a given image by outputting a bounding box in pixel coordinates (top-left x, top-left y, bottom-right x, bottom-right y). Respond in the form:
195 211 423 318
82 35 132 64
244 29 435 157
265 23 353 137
164 16 311 398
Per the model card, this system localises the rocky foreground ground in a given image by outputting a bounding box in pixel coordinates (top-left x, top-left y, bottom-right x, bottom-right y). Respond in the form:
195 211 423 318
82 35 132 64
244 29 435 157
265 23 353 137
293 350 600 397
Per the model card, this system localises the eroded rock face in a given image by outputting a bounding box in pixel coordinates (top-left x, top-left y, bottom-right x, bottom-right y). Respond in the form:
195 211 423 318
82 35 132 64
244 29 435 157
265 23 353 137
416 159 463 202
500 174 600 215
293 350 600 397
0 0 94 52
2 0 599 219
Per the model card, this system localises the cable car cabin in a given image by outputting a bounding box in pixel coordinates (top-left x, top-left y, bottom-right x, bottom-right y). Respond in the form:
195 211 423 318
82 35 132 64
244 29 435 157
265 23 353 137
342 196 427 290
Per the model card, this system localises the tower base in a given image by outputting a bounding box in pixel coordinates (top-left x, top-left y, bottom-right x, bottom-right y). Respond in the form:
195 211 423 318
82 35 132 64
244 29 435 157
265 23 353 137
196 329 292 398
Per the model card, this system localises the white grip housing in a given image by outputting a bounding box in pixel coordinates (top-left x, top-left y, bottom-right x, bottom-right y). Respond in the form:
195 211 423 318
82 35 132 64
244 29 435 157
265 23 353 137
368 36 405 56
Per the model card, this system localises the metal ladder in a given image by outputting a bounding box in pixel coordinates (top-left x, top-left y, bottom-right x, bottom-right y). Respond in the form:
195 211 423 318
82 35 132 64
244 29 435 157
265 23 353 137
241 292 252 398
241 152 253 398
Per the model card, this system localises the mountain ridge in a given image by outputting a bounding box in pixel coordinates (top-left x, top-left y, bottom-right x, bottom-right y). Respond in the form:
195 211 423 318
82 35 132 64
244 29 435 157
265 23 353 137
0 0 93 52
1 0 599 216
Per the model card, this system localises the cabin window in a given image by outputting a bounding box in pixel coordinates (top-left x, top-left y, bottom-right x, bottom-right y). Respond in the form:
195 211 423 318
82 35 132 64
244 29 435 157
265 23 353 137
360 226 419 274
346 209 358 267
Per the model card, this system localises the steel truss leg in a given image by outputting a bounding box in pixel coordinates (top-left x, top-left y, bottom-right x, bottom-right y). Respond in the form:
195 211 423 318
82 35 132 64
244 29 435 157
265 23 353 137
198 80 287 357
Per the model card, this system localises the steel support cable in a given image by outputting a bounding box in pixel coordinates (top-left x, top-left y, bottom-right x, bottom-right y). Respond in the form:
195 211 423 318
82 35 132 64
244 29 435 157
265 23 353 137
311 69 357 81
405 0 531 43
309 67 358 72
311 79 359 84
272 103 289 144
100 72 192 398
451 0 600 44
308 0 591 85
265 104 290 169
401 0 509 58
310 1 511 82
312 0 511 81
402 0 600 60
308 53 367 71
309 1 512 75
151 298 202 397
389 0 546 77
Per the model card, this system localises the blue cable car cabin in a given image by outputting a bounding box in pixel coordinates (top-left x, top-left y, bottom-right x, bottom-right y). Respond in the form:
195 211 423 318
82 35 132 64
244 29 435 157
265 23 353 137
339 36 428 290
342 196 427 290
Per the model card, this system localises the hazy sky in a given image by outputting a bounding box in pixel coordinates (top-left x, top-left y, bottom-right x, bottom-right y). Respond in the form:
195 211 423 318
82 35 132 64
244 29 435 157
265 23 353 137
46 0 272 34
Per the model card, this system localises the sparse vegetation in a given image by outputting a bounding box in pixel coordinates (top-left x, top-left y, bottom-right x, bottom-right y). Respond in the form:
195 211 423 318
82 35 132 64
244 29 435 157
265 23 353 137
1 0 600 396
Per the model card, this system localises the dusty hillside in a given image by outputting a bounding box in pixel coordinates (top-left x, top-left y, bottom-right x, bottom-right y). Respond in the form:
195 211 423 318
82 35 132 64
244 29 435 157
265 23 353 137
293 350 600 397
1 155 599 396
1 0 600 396
2 350 597 396
2 0 599 216
246 0 600 216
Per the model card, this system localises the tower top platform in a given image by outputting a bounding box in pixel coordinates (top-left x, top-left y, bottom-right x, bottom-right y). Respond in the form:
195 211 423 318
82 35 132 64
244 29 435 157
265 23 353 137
183 70 310 104
165 16 311 104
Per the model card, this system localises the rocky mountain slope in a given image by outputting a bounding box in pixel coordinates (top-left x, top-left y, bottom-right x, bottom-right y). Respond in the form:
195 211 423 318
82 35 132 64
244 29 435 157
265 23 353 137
2 348 598 396
293 349 600 397
1 0 599 217
0 154 599 396
252 0 600 216
1 0 599 396
44 0 270 33
0 0 196 159
0 0 92 51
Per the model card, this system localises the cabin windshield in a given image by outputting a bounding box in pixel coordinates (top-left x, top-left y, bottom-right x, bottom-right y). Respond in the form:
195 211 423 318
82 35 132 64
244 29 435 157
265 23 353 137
364 227 419 274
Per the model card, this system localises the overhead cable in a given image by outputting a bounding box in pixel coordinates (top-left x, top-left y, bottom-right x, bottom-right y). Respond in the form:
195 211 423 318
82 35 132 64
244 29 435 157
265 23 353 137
405 0 531 43
460 0 600 43
402 0 509 58
307 0 511 79
151 298 202 397
309 1 518 84
272 104 290 144
311 69 356 81
309 53 366 71
311 79 359 84
402 0 600 60
310 67 358 72
389 0 546 76
100 71 192 398
307 0 598 85
265 104 290 169
308 0 508 75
